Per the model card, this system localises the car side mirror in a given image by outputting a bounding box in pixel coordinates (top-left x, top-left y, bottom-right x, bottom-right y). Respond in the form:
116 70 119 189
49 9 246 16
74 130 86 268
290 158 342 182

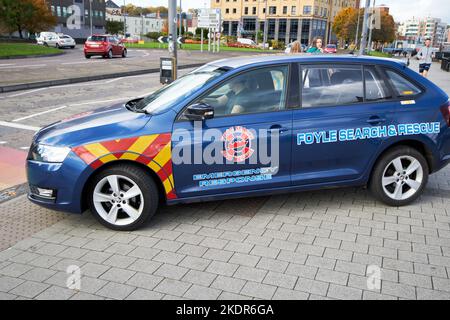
185 103 214 121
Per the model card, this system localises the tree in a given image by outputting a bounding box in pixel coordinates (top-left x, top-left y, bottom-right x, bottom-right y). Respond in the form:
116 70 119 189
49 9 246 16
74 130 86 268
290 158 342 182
105 20 124 35
332 7 396 47
0 0 56 38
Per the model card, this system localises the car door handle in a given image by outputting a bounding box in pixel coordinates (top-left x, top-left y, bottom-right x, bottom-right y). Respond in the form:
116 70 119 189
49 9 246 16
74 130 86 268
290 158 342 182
267 125 290 134
366 117 386 125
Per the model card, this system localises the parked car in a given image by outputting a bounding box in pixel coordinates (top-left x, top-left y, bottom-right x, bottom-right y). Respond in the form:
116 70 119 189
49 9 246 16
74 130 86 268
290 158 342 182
27 55 450 230
42 34 76 49
84 35 127 59
324 44 337 54
36 32 58 46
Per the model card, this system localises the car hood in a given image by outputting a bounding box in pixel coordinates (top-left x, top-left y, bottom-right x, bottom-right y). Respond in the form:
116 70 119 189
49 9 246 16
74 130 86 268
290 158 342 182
34 103 151 147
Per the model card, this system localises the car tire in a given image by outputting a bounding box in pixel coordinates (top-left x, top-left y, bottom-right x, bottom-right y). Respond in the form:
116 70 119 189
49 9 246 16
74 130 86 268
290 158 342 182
107 49 113 59
71 46 75 49
43 42 48 47
122 49 127 58
56 43 60 49
88 164 159 231
370 146 429 207
85 55 91 59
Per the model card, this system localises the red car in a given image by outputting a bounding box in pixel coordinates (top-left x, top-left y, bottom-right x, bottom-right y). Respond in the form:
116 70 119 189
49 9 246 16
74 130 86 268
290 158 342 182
84 35 127 59
324 44 337 54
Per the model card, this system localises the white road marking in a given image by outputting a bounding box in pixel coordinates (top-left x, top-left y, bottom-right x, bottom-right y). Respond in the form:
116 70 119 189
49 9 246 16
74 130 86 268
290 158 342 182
0 121 41 131
0 64 46 69
7 88 46 98
0 141 7 144
20 147 30 150
0 63 14 67
12 105 68 122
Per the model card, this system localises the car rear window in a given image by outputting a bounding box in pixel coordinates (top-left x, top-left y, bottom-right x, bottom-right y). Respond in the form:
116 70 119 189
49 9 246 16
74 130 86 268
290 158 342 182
89 36 107 42
384 69 422 97
301 65 364 107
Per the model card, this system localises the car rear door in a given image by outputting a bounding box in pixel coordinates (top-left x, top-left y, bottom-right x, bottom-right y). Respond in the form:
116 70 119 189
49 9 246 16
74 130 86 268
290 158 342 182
291 63 396 186
172 64 294 199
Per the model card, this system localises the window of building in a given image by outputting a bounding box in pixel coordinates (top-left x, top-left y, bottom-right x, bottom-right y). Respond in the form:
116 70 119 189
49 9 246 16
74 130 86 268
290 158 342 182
283 6 288 15
291 6 297 15
269 6 276 15
303 6 312 15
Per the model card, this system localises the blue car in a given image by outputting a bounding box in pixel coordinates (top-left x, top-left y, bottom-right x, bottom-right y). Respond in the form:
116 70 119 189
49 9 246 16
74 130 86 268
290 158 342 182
27 55 450 230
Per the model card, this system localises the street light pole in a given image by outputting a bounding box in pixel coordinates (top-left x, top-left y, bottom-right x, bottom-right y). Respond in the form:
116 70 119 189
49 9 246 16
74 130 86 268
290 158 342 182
168 0 178 79
89 0 93 36
263 0 268 50
355 6 361 49
123 0 126 36
359 0 371 55
179 0 182 38
367 0 376 52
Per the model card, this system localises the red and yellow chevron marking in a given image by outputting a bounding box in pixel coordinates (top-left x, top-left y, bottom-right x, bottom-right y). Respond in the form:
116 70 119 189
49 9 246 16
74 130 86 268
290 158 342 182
72 133 177 200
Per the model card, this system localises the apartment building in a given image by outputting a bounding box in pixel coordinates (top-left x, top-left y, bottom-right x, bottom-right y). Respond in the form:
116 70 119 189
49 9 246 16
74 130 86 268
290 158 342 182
211 0 358 45
399 17 448 47
48 0 106 39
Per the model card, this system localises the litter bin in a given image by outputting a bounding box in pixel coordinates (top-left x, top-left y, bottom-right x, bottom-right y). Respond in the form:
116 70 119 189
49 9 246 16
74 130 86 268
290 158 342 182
441 57 450 72
160 57 177 84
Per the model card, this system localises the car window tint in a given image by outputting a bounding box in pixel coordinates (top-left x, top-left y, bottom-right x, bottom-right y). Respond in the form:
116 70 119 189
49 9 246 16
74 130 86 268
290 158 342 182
384 69 422 97
301 65 364 108
364 66 391 101
199 65 289 116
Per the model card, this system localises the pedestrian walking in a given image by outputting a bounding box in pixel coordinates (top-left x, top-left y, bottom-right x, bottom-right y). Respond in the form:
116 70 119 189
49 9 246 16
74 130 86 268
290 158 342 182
417 38 434 78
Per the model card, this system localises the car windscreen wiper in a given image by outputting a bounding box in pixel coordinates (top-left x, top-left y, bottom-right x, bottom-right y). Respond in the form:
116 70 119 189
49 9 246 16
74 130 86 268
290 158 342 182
125 99 147 114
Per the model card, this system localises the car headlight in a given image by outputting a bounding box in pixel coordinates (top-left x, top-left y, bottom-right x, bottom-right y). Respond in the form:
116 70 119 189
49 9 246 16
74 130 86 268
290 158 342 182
30 144 71 163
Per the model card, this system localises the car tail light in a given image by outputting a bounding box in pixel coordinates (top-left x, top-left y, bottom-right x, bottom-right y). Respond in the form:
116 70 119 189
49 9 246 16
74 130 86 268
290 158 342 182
441 100 450 127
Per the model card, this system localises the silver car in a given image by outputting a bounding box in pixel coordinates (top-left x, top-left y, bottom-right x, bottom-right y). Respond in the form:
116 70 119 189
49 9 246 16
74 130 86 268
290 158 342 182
43 34 76 49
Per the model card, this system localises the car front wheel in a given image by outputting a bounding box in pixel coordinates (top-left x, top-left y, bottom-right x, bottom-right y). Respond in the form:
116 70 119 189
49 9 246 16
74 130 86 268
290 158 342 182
88 164 159 231
370 146 429 206
107 49 113 59
122 49 127 58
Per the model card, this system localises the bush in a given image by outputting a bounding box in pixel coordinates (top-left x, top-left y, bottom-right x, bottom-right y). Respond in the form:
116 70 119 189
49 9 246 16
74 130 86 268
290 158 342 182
270 40 285 50
146 32 162 40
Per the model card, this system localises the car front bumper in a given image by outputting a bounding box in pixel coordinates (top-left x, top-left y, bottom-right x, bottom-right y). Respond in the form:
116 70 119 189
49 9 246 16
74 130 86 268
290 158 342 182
26 152 93 214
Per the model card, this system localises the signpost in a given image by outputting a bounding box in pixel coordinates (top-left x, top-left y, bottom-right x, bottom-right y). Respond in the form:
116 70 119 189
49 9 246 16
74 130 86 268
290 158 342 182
198 8 221 53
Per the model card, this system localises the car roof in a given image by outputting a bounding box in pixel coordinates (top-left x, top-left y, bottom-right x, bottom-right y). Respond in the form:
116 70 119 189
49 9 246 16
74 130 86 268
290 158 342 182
206 54 406 70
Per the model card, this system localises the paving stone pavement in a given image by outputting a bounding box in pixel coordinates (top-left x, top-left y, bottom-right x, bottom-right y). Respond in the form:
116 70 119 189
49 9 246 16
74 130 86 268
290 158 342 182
0 173 450 300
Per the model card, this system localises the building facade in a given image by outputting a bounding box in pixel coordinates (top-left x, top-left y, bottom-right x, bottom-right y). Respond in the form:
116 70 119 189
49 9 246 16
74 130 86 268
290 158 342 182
105 1 164 37
48 0 106 39
399 17 448 47
211 0 358 45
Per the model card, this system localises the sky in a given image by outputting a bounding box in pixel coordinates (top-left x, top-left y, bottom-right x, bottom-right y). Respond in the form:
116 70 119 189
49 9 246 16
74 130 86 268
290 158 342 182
123 0 450 24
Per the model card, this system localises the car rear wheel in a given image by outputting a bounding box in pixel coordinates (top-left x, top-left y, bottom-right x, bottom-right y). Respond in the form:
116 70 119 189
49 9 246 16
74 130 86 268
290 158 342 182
56 43 60 49
122 49 127 58
370 146 428 206
85 55 91 59
88 164 159 231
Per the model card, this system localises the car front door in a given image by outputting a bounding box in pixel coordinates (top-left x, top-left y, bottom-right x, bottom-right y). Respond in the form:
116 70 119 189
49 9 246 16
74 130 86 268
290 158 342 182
172 65 293 199
291 63 395 186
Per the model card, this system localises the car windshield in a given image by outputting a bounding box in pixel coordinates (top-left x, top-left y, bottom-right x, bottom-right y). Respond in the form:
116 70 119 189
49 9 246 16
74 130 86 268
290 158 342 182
89 36 106 42
134 69 227 114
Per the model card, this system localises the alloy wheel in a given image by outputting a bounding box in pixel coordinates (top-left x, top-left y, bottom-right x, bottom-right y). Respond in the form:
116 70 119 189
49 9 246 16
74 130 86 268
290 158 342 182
93 174 144 226
381 155 424 201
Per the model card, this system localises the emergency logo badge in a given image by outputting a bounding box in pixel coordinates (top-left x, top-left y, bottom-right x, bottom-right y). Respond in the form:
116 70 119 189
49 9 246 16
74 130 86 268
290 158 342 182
222 126 255 162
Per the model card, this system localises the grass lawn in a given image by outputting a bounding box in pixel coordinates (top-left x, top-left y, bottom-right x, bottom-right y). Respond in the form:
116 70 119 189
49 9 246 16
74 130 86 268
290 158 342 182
0 43 62 58
367 51 392 58
125 42 270 52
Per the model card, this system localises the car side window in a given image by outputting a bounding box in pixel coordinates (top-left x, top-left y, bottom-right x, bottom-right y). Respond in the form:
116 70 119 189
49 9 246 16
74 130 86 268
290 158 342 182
384 69 422 97
197 65 289 117
364 66 392 101
301 65 364 108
